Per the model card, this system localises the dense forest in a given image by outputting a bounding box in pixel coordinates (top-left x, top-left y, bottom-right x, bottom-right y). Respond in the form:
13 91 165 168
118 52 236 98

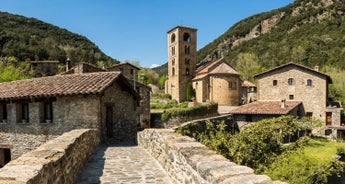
0 11 119 79
154 0 345 106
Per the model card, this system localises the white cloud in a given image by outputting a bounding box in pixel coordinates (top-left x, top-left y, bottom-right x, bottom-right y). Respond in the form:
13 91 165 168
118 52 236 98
150 64 160 68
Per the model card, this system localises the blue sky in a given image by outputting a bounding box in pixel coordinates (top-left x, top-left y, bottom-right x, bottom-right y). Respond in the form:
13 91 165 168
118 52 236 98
0 0 294 68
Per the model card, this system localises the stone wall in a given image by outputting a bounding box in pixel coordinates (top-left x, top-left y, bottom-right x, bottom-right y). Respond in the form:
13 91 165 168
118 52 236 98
256 65 328 122
0 129 100 184
138 129 284 184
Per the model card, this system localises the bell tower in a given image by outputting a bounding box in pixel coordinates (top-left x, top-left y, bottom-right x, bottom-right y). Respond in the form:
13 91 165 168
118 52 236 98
165 26 197 102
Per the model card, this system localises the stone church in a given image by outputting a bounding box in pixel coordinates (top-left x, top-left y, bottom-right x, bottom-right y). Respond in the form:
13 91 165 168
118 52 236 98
165 26 242 106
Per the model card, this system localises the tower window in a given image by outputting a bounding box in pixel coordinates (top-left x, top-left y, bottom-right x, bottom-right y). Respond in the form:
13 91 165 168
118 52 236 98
183 33 191 42
186 68 190 76
185 45 190 54
172 59 175 65
171 34 176 43
288 78 294 85
307 79 312 86
171 47 175 56
273 80 278 86
172 67 175 76
185 59 190 65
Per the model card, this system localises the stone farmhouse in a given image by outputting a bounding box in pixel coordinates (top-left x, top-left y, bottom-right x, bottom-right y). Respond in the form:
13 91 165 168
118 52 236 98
232 62 343 139
0 72 140 166
62 62 151 128
165 26 242 105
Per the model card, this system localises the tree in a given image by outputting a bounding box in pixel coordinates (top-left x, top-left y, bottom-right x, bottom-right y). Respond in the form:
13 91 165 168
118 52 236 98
159 75 166 89
235 53 265 81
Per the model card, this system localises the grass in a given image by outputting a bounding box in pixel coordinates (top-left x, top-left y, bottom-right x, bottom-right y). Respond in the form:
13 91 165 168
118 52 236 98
303 137 345 162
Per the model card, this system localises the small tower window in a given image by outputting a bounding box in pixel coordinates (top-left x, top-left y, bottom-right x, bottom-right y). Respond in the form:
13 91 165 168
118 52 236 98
307 79 313 86
183 33 191 42
273 80 278 86
288 78 294 85
172 59 175 65
186 68 190 76
185 59 190 65
171 34 176 43
171 47 175 56
185 45 190 54
172 67 175 76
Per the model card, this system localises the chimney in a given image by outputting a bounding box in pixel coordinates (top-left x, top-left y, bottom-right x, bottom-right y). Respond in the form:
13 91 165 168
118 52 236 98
314 65 319 72
281 99 286 108
65 58 71 72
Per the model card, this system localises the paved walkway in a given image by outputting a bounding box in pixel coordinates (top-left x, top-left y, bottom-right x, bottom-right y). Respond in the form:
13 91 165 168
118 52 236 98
77 142 174 184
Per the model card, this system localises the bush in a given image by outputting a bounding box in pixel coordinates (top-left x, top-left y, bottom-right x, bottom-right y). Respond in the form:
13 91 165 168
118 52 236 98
161 102 218 121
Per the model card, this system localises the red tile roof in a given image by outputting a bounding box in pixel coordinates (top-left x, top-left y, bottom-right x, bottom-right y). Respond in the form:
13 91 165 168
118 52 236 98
0 72 137 101
193 58 239 81
232 101 302 115
242 81 256 87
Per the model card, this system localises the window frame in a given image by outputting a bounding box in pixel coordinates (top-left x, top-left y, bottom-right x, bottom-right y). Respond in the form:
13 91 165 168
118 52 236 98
307 79 313 86
288 78 294 85
43 102 53 123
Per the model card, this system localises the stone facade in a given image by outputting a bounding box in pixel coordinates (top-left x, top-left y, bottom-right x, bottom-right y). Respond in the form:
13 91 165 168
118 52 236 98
192 58 242 106
254 63 339 123
107 62 140 81
138 129 284 184
165 26 197 103
0 72 139 164
0 129 100 184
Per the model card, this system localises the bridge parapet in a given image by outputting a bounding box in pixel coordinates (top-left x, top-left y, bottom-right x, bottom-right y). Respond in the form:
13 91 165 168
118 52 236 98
138 129 285 184
0 129 100 184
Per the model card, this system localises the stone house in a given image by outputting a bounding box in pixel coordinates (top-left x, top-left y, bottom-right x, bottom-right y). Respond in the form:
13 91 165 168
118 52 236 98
62 62 151 128
192 58 242 106
0 72 140 164
232 62 343 139
232 100 302 130
30 60 59 77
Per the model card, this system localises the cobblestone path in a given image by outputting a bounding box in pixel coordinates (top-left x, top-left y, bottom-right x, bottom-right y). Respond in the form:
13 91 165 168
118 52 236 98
77 142 174 184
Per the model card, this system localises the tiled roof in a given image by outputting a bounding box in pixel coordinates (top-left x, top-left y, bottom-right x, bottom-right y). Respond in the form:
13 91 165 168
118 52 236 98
193 58 238 81
232 101 302 115
209 62 238 75
242 81 256 87
0 72 131 101
254 62 332 83
107 62 141 70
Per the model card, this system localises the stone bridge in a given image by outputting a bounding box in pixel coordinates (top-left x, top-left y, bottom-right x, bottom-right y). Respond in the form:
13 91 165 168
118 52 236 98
0 127 284 184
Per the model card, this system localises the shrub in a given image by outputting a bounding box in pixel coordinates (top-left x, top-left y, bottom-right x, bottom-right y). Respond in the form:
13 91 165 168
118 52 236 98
161 102 218 121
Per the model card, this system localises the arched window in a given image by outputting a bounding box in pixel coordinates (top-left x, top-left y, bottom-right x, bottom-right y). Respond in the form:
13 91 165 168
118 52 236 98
172 59 175 65
172 67 175 76
307 79 312 86
183 33 191 42
171 34 176 43
288 78 294 85
171 47 175 56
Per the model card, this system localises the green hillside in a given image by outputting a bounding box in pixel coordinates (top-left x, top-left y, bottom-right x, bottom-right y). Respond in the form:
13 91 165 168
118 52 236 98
0 11 119 69
154 0 345 106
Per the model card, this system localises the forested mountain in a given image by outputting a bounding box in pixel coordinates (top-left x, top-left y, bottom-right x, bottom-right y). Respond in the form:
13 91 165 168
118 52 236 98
153 0 345 105
0 11 119 68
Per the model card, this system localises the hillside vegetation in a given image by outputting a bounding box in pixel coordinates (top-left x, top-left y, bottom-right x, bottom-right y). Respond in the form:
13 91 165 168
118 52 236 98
0 12 119 71
154 0 345 106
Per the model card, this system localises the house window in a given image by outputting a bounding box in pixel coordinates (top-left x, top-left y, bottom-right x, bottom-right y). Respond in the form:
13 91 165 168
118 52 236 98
307 79 312 86
44 102 53 123
289 95 294 100
273 80 278 86
288 78 294 85
246 115 252 122
326 112 332 126
0 104 7 122
21 103 29 123
306 112 313 121
229 81 237 90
